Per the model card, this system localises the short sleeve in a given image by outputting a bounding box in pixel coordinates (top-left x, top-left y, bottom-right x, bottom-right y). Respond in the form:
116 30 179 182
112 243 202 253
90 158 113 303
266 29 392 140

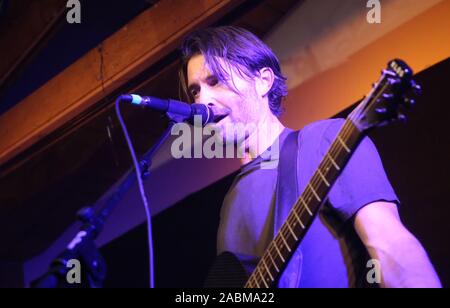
319 119 400 222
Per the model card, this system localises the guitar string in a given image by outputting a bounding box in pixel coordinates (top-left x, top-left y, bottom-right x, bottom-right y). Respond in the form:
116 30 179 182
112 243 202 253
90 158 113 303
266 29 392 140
247 119 357 288
247 119 356 288
246 119 356 288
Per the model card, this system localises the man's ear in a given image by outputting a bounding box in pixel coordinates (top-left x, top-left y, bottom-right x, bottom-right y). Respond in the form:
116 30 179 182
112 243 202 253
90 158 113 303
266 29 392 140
255 67 275 98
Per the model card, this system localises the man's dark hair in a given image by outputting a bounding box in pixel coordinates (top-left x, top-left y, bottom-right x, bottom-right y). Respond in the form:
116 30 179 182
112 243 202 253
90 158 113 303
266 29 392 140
180 26 288 117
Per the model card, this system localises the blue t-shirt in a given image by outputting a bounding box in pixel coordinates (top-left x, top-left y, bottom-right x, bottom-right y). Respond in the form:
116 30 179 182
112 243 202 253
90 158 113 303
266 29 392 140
217 119 399 288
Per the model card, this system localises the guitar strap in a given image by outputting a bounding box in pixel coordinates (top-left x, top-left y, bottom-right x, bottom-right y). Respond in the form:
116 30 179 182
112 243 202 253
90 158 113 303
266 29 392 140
274 129 300 235
274 129 303 288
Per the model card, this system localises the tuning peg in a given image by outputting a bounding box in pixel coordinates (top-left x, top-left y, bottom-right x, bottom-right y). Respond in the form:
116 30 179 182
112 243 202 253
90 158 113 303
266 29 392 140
397 113 407 122
404 97 416 109
411 80 422 95
382 93 394 100
375 107 387 115
388 78 401 86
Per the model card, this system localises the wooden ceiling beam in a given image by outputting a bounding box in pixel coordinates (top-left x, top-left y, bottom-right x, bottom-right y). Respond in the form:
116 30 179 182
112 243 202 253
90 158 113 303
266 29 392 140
0 0 243 165
0 0 67 92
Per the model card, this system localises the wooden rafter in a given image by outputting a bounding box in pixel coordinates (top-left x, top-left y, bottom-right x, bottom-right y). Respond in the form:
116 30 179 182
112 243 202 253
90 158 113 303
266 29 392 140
0 0 242 166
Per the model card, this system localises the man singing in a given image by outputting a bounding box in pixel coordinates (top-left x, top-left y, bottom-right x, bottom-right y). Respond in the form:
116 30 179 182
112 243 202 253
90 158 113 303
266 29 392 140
179 26 441 288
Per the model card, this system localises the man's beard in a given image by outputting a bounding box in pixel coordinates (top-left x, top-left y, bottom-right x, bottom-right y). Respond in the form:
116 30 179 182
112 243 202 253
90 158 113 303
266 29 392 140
213 121 256 156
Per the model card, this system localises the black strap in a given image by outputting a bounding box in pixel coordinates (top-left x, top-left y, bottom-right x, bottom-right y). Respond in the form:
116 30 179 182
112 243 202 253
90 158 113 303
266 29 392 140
274 130 300 235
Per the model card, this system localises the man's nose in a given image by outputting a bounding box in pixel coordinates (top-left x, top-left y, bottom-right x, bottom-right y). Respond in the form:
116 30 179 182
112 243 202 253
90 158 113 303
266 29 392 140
195 87 216 107
195 92 229 119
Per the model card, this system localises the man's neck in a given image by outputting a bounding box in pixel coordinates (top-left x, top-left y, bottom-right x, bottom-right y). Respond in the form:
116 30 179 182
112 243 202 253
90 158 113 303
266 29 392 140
239 113 285 165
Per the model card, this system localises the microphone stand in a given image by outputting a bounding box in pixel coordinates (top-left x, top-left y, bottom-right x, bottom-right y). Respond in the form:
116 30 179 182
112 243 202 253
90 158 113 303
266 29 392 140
31 120 176 288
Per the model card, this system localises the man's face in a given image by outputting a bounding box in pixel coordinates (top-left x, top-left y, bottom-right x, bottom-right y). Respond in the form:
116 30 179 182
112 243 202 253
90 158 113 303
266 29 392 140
187 54 264 144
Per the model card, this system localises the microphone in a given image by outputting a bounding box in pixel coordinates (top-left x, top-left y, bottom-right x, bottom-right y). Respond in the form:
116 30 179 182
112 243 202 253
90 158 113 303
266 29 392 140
120 94 228 126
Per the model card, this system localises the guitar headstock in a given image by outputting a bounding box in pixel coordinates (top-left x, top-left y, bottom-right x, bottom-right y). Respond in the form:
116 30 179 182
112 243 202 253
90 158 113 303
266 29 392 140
350 59 421 132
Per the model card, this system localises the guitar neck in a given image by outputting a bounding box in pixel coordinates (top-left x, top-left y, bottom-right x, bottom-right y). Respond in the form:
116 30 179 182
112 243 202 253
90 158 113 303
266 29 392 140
245 118 365 288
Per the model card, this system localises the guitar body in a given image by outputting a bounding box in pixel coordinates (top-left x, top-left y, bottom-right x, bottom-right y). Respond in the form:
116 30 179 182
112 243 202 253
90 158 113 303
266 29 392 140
204 252 254 288
205 250 304 288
